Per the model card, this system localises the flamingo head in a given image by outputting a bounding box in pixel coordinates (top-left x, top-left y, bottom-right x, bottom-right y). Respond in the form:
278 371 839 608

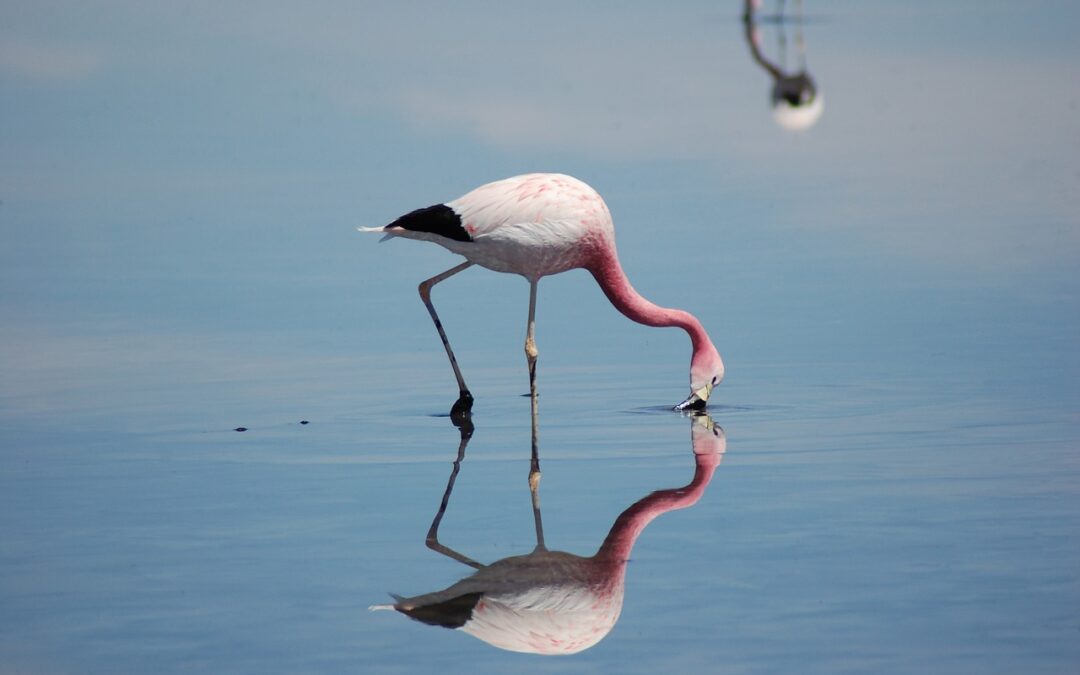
676 348 725 411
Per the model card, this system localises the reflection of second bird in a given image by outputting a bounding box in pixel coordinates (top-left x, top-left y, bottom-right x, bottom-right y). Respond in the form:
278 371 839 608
371 413 726 655
742 0 824 131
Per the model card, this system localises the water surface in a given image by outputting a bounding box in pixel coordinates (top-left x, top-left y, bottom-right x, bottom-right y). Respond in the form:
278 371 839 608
1 1 1078 673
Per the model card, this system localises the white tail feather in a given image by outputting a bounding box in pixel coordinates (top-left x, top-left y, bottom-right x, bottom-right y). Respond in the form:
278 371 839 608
358 225 398 242
369 592 406 611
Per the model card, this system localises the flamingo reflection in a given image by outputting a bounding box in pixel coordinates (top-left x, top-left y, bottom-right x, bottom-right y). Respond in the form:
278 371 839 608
371 413 726 655
743 0 824 131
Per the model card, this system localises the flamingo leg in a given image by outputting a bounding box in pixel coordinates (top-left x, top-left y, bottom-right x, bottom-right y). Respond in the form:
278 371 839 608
525 279 539 400
528 381 546 552
418 261 474 420
524 279 545 547
424 418 484 569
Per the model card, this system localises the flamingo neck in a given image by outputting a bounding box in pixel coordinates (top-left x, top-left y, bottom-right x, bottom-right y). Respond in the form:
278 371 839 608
587 244 713 355
593 456 718 564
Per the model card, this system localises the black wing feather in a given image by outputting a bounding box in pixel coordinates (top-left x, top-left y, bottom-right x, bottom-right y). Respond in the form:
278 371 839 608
396 592 482 629
386 204 472 243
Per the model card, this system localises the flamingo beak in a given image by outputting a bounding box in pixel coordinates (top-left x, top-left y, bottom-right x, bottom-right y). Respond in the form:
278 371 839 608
675 382 713 411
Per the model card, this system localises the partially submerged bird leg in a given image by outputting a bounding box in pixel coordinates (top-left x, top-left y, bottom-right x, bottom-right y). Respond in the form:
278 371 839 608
418 261 475 419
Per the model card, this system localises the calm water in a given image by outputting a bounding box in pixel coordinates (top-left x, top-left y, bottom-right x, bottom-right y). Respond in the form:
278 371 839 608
2 1 1078 673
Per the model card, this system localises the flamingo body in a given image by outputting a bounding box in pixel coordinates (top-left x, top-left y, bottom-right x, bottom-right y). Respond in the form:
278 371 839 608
363 173 723 411
383 174 608 279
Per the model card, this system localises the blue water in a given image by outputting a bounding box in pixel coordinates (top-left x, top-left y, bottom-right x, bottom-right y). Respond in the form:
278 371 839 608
2 1 1078 673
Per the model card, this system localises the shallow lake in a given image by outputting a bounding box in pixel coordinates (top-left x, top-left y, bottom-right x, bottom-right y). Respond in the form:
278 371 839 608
2 1 1078 673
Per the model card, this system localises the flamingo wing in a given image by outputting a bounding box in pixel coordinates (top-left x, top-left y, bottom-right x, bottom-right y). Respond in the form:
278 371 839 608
449 173 604 241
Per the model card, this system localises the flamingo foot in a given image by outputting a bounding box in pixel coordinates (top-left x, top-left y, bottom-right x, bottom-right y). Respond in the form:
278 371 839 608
450 389 474 425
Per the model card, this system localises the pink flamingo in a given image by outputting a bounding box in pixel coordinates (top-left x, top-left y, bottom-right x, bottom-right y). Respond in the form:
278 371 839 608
370 413 726 655
361 173 724 417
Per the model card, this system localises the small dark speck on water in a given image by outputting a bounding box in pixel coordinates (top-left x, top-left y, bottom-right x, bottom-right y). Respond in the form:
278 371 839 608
234 427 247 432
300 420 309 425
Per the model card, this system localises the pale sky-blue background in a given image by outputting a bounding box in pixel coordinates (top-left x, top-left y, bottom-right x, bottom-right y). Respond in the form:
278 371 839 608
2 2 1078 673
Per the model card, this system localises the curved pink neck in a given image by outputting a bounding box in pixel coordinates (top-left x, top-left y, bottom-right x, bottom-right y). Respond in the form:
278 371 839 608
587 244 714 356
593 454 718 564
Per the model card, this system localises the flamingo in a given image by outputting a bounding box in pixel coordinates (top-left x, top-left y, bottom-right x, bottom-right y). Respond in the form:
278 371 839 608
361 173 724 416
370 413 726 655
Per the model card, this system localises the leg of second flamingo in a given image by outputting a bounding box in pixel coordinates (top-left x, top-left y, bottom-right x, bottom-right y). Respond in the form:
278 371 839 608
418 261 474 419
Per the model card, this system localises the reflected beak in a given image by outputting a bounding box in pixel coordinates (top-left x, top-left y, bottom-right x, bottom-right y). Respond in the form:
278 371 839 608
675 382 713 411
690 411 717 433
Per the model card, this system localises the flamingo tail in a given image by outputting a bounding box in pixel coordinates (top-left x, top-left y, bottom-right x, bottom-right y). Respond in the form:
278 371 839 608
358 225 397 242
368 593 408 611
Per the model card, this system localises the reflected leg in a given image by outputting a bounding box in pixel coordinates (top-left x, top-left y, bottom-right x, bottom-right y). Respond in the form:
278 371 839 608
424 418 484 569
794 0 807 69
523 280 543 548
526 322 545 551
529 397 545 552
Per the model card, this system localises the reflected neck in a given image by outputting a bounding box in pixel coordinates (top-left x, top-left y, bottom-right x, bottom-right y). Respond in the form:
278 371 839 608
593 456 718 564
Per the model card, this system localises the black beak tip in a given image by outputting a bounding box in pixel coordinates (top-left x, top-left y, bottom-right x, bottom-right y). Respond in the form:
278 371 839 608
674 395 708 412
